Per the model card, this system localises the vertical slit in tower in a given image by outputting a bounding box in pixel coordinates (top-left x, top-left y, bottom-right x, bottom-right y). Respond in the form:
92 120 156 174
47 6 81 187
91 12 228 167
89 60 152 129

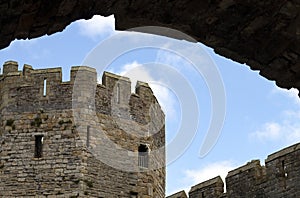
282 160 287 189
43 78 47 96
116 83 120 104
87 126 90 148
35 135 44 158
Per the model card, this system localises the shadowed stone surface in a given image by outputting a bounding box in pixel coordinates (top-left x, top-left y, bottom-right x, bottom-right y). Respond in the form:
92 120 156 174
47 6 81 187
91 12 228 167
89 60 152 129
0 0 299 93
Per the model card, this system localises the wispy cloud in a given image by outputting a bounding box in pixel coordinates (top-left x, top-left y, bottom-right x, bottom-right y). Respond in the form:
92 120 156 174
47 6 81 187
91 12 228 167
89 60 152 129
184 161 235 187
250 122 283 141
250 121 300 144
169 161 236 195
250 86 300 144
155 42 213 76
76 15 115 39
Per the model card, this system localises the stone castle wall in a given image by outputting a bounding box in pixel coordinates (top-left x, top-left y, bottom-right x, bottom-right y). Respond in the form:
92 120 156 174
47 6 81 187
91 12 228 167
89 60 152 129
0 61 165 197
168 142 300 198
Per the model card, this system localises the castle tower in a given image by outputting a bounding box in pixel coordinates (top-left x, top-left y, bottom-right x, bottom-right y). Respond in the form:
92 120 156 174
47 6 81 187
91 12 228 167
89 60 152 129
0 61 165 197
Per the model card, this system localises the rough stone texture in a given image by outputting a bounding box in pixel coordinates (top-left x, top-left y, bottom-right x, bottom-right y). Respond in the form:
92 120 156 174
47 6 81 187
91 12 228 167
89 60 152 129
0 0 300 93
226 160 266 197
189 176 224 198
167 190 187 198
169 142 300 198
0 61 165 197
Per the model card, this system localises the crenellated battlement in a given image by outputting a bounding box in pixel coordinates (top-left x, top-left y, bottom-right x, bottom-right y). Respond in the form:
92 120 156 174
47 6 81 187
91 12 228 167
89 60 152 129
0 61 163 123
168 142 300 198
1 61 156 96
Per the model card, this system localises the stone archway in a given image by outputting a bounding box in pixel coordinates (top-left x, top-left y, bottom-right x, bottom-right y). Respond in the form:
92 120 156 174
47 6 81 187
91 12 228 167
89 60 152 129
0 0 299 92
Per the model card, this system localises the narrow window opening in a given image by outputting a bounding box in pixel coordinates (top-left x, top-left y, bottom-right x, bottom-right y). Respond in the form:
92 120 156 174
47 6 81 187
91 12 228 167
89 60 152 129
282 160 288 178
116 83 120 104
35 135 44 158
43 78 47 96
87 126 90 148
202 191 205 197
130 192 138 198
282 160 287 189
138 144 149 168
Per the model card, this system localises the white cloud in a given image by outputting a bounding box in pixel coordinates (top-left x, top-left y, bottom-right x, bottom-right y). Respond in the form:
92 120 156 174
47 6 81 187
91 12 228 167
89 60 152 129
184 161 235 188
250 121 300 144
8 38 51 60
114 61 153 93
108 61 178 120
250 86 300 144
250 122 282 141
76 15 115 39
119 61 151 90
168 161 236 195
155 42 214 77
272 87 300 106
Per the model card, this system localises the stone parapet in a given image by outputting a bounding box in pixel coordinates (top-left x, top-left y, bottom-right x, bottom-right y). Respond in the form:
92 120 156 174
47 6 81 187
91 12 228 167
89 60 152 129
171 142 300 198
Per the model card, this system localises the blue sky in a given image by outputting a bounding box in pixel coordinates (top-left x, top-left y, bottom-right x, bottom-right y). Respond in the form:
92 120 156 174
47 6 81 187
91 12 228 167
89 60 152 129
1 15 300 195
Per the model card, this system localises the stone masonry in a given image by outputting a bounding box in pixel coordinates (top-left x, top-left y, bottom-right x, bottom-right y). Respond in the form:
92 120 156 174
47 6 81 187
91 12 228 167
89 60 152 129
0 61 165 197
168 142 300 198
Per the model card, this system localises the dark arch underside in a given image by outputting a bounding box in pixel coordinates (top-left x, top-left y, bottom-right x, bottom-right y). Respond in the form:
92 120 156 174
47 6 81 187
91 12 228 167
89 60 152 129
0 0 299 93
